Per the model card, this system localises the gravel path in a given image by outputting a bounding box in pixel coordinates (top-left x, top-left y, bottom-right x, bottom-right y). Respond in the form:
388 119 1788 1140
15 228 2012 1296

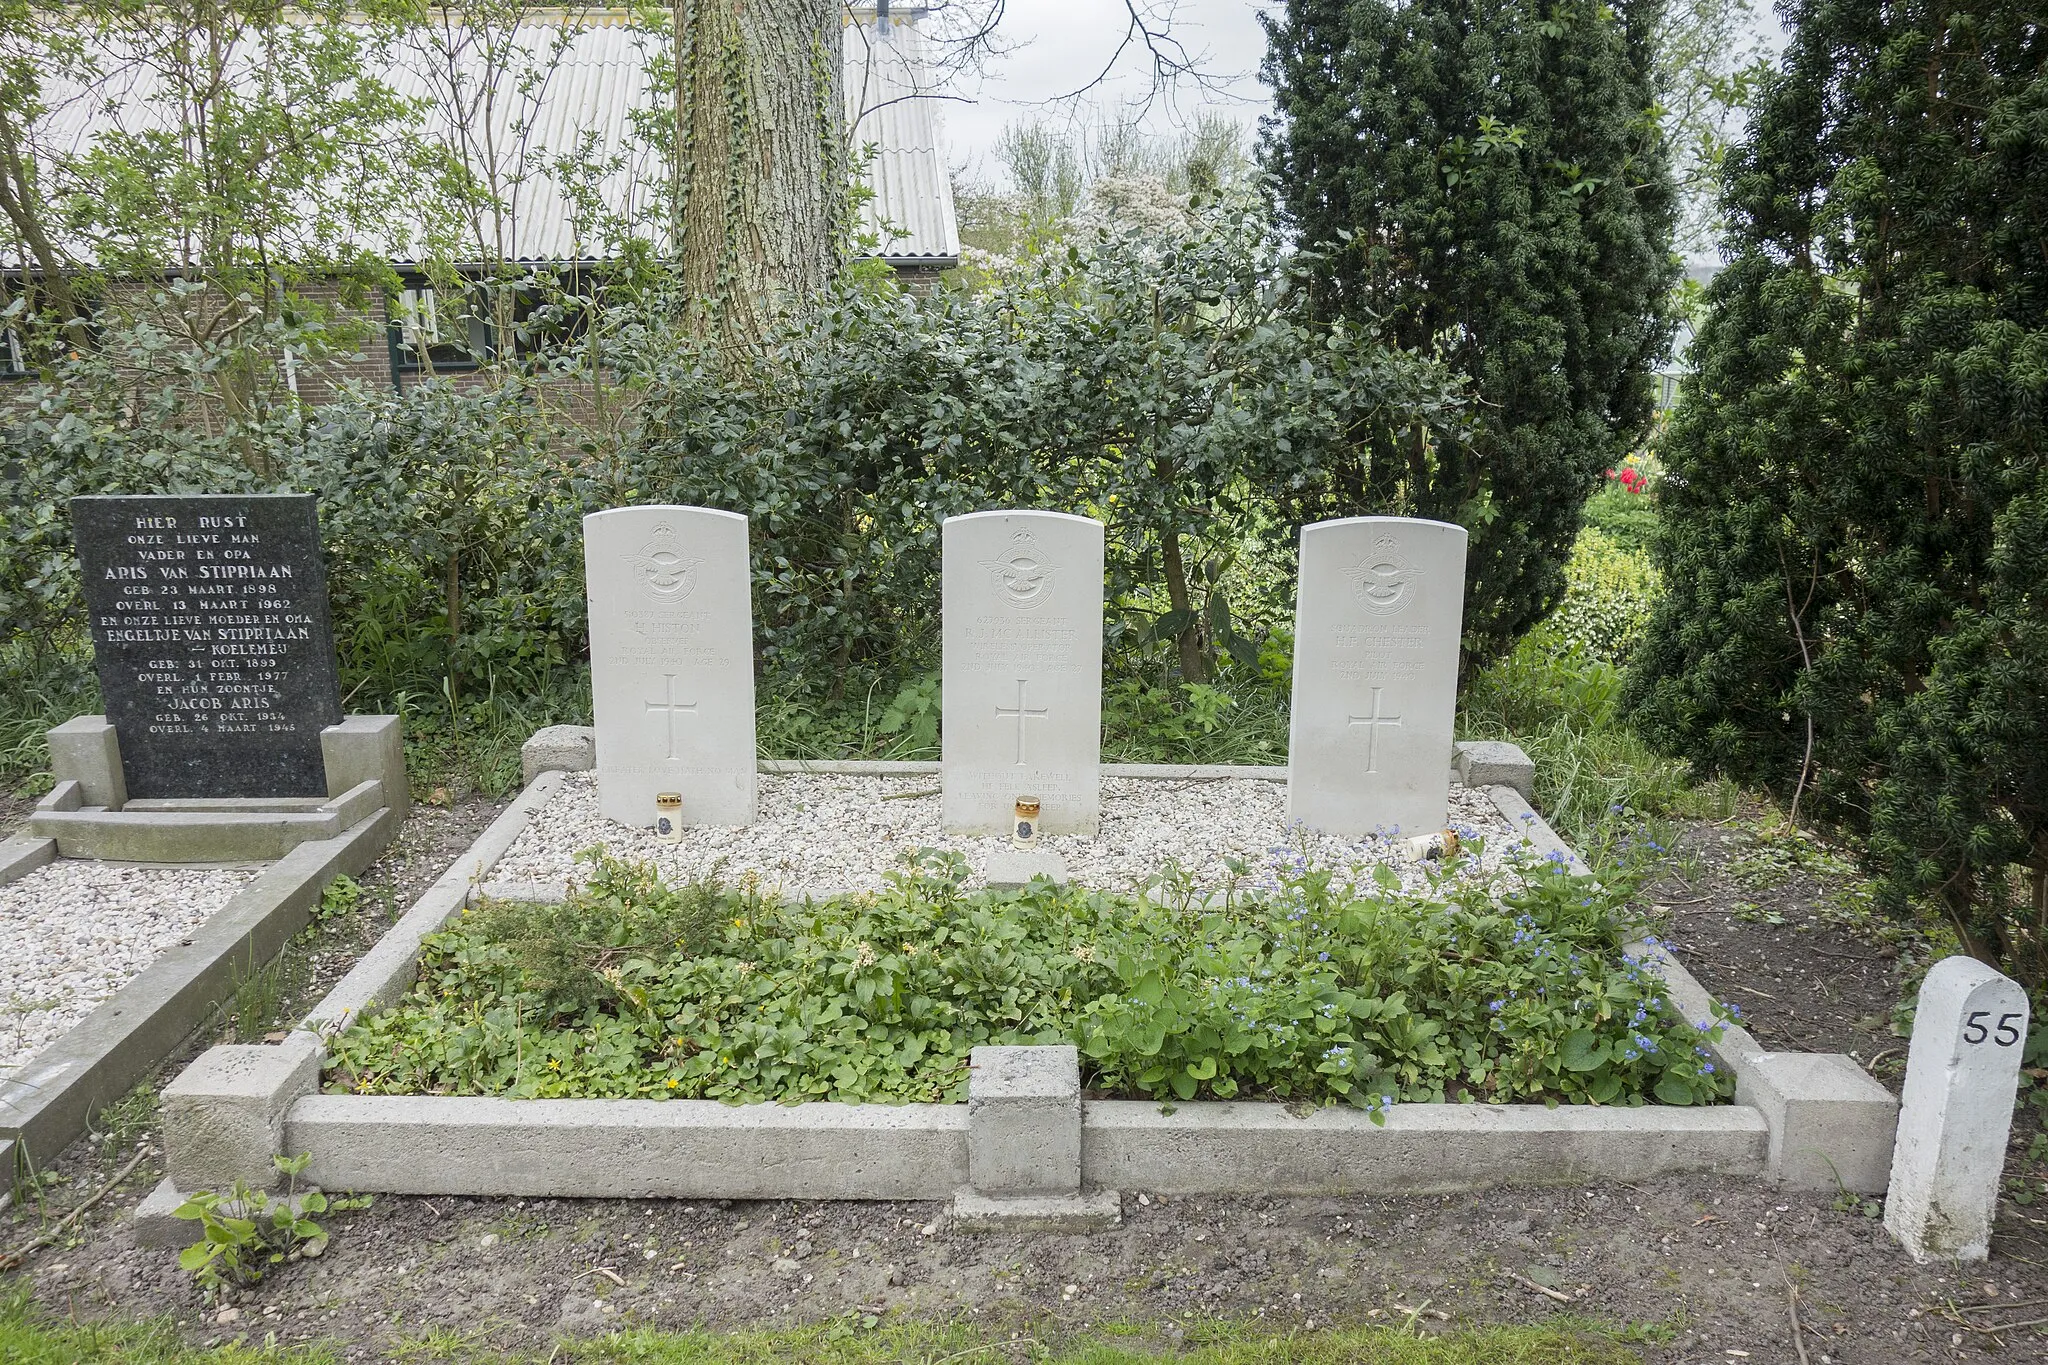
491 772 1523 899
0 861 258 1074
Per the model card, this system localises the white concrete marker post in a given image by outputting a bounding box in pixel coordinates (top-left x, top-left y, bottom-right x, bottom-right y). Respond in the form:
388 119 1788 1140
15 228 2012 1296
585 506 758 828
941 510 1104 836
1287 516 1467 837
1886 956 2030 1262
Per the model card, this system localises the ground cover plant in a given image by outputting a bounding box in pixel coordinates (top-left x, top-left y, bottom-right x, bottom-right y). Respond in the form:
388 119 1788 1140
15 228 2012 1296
325 845 1733 1111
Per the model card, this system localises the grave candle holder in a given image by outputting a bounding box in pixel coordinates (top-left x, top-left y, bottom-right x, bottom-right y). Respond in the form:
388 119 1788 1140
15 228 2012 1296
1012 797 1040 847
654 792 683 843
1401 829 1460 863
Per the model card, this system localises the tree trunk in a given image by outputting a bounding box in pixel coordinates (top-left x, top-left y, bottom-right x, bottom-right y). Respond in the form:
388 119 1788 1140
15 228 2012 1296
672 0 843 354
0 106 85 345
1160 529 1207 685
444 547 463 712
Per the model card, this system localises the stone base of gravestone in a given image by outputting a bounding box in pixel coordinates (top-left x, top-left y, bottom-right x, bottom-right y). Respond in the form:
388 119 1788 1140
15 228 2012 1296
26 714 408 863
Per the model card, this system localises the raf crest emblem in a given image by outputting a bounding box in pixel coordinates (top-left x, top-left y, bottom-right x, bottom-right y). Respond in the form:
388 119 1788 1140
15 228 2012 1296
982 530 1056 611
624 523 702 602
1349 534 1420 615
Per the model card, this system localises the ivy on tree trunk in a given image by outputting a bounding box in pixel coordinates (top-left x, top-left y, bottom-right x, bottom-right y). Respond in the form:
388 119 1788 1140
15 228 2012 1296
669 0 844 354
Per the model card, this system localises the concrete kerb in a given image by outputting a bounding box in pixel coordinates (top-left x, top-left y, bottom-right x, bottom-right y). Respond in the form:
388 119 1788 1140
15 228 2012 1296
1 804 396 1191
518 725 1533 793
1478 783 1899 1193
0 834 58 888
297 768 569 1040
143 772 564 1230
152 752 1887 1212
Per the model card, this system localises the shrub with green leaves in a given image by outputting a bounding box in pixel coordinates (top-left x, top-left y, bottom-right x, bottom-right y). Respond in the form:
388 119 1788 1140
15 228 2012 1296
1262 0 1678 664
1548 527 1663 663
1624 0 2048 984
326 848 1733 1112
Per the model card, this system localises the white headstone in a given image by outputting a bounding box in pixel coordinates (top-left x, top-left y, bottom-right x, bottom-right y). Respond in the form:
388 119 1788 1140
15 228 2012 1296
1287 516 1467 837
942 510 1103 835
584 506 757 828
1886 955 2029 1262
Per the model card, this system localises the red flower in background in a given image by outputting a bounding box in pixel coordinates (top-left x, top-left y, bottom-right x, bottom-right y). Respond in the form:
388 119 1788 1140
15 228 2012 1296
1607 466 1648 494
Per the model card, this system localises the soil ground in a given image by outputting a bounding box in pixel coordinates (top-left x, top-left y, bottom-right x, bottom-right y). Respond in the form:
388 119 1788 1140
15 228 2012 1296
5 800 2047 1364
0 790 33 842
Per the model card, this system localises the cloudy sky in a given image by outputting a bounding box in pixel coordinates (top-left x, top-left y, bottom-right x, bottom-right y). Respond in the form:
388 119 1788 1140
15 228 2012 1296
936 1 1276 185
930 0 1789 192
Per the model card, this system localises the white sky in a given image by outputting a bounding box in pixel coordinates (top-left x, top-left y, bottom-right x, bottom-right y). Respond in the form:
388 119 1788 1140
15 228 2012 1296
938 1 1276 187
935 0 1790 192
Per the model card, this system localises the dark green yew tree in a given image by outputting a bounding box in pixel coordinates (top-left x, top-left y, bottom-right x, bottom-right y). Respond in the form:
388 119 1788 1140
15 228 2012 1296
1261 0 1677 662
1625 1 2047 979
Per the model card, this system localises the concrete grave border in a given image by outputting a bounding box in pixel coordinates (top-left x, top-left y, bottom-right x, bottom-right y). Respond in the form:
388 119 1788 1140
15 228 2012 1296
1 808 397 1192
142 743 1899 1239
1 717 407 1193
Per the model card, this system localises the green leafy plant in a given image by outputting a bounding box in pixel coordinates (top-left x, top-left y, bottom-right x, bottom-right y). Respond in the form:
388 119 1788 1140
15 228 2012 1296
873 674 940 757
327 848 1734 1114
1548 528 1663 664
462 850 735 1017
314 874 363 925
174 1154 370 1294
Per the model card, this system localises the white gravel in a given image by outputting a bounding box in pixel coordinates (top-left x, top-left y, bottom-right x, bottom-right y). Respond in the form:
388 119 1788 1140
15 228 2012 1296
491 771 1529 900
0 861 258 1076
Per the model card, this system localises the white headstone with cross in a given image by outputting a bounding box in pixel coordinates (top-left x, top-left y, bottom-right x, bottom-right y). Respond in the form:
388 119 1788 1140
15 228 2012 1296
1886 955 2030 1262
942 510 1103 836
585 506 757 828
1287 516 1467 837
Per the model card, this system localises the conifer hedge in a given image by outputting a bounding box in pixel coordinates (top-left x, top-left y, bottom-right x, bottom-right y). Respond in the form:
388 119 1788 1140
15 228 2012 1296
1261 0 1677 663
1625 0 2047 982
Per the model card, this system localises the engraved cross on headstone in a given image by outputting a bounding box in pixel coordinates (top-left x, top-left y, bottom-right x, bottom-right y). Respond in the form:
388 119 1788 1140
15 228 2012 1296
645 673 698 760
994 678 1049 766
1347 687 1404 774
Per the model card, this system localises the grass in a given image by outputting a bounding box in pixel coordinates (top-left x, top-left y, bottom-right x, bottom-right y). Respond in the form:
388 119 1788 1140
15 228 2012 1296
1459 628 1736 868
0 1291 1647 1364
0 630 99 795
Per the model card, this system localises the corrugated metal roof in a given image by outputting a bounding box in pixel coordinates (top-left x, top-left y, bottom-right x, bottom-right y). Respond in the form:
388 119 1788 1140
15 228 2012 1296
18 12 957 269
845 16 960 261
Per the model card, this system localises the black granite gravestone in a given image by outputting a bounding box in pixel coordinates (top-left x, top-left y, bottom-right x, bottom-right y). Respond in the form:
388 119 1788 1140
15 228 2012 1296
71 494 344 799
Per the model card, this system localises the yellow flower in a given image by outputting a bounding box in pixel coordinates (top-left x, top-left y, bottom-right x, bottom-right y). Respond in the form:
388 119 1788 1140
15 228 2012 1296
666 1077 679 1089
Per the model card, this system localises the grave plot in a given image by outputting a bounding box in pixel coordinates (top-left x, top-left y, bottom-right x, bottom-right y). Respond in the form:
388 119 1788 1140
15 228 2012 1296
326 774 1619 1112
145 510 1895 1228
490 770 1519 896
0 862 258 1075
1 492 406 1183
158 766 1805 1223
